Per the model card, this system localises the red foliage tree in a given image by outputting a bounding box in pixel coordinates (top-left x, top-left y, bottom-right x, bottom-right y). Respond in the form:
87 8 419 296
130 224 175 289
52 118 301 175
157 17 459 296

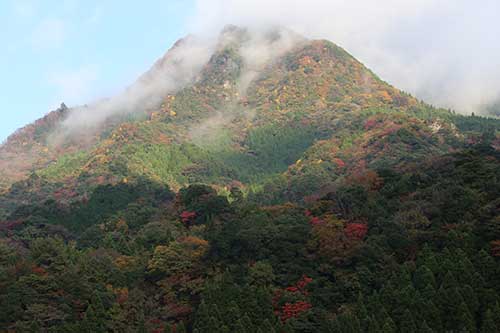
364 118 378 130
332 158 346 168
180 211 196 225
491 240 500 257
296 275 313 291
279 301 313 321
309 217 324 226
344 223 368 240
274 275 314 321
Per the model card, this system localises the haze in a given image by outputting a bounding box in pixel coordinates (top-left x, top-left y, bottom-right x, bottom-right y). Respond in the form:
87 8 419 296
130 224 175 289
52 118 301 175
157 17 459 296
2 0 499 141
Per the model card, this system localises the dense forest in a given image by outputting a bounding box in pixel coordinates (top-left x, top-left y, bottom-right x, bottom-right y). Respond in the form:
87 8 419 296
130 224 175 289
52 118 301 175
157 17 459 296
1 26 500 332
1 144 500 332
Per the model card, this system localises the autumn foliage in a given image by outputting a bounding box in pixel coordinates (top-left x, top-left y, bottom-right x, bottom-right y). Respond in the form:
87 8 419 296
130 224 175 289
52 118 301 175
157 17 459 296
344 223 368 240
180 211 196 225
274 275 314 322
279 301 313 321
490 240 500 257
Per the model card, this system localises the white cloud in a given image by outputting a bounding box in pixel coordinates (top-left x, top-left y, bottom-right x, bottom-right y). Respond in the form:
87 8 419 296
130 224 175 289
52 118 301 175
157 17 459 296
48 65 100 105
189 0 500 113
57 36 215 133
31 18 67 50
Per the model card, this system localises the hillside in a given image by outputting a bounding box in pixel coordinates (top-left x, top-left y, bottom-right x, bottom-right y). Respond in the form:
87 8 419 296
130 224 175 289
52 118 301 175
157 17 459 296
1 26 500 332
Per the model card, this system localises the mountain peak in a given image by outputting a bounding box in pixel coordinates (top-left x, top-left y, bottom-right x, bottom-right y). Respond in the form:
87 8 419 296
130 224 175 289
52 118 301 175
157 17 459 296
1 26 498 197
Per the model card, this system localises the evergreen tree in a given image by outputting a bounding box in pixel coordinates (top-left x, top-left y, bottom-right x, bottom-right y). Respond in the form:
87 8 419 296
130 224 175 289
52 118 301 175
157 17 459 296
176 321 187 333
255 287 274 321
421 300 442 333
260 319 276 333
399 285 417 311
454 250 474 285
471 272 486 291
441 271 459 290
338 312 361 333
194 301 211 331
80 295 107 333
137 320 147 333
209 304 222 323
395 265 413 289
27 320 41 333
456 301 475 333
366 316 380 333
381 317 397 333
421 283 436 300
356 293 369 330
481 309 497 333
419 321 434 333
206 317 220 333
461 284 479 315
330 318 341 333
136 310 147 333
226 302 242 327
437 286 464 330
241 314 254 332
400 309 417 332
414 265 436 290
377 305 391 324
282 320 294 333
418 247 440 277
475 250 495 285
492 302 500 329
233 319 247 333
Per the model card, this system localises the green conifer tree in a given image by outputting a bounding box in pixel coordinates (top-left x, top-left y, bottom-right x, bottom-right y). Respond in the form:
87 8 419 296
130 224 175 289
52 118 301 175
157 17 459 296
457 301 475 333
461 284 479 315
421 283 437 300
233 319 247 333
476 250 496 285
338 312 361 333
366 316 380 333
381 317 397 333
421 300 442 333
400 309 417 332
419 320 434 333
481 309 497 333
356 293 369 330
242 314 254 332
414 265 436 290
206 317 220 333
194 301 211 331
261 319 276 333
163 323 173 333
282 320 294 333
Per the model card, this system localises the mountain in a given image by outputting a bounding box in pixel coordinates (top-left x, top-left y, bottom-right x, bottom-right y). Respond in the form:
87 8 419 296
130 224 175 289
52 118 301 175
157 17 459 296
1 26 500 332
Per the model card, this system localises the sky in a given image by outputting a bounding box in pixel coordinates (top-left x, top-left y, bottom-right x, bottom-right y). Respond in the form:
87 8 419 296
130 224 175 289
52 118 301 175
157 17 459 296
0 0 193 142
2 0 500 142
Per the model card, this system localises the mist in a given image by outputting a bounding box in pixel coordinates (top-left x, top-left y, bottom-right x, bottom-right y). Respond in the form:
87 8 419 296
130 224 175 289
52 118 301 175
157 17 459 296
189 0 500 114
55 0 500 137
56 35 217 137
56 26 302 137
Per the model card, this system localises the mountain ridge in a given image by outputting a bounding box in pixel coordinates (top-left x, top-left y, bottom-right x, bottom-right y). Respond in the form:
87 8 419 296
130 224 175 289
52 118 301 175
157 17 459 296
1 25 500 332
1 27 499 207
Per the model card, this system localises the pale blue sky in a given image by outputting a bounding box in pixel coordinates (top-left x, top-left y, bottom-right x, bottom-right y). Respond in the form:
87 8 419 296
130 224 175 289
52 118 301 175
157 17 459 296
0 0 194 142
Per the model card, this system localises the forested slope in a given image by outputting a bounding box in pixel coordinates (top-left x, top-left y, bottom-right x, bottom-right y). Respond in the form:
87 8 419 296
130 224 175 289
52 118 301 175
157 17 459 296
0 26 499 332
